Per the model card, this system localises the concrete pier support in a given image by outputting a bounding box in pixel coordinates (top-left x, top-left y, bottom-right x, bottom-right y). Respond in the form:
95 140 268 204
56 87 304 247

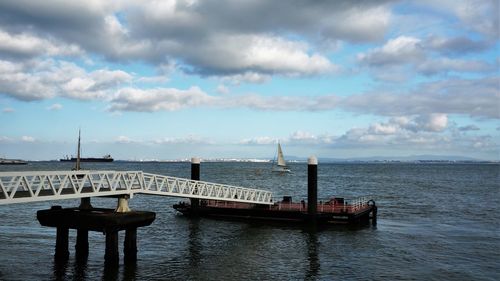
105 230 119 265
37 207 155 264
190 157 200 211
75 229 89 259
115 196 131 213
307 156 318 224
124 228 138 262
55 227 69 260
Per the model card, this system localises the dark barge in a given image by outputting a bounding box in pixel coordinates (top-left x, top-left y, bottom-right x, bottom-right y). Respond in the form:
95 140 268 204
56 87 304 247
173 196 377 225
173 156 377 226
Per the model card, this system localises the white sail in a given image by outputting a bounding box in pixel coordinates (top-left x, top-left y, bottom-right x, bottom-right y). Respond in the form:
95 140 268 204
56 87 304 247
277 143 287 167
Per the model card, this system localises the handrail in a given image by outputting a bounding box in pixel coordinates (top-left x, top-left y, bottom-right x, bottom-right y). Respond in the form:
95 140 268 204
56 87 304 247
0 170 274 205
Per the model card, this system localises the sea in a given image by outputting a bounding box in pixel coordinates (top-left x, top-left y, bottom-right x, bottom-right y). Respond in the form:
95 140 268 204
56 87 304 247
0 161 498 281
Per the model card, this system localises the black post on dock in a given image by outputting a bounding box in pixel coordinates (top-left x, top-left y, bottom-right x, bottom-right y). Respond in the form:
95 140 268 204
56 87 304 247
307 156 318 224
190 157 200 211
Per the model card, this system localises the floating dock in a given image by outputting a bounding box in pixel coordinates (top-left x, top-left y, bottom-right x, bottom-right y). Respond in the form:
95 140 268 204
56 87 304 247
174 197 377 225
174 156 377 226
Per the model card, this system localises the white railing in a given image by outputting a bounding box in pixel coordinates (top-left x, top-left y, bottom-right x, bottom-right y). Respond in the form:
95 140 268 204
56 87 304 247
349 196 369 211
140 173 273 204
0 170 274 205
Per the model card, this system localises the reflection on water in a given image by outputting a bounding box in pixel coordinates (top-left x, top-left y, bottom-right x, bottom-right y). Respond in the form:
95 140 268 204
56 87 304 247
187 219 201 268
52 258 69 281
305 231 320 280
73 256 88 280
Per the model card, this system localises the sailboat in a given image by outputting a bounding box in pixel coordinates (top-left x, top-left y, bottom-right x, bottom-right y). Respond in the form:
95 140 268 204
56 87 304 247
272 142 291 173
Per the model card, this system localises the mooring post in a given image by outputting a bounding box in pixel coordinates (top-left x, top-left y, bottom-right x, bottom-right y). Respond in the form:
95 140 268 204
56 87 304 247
124 228 138 262
105 229 119 265
190 157 200 211
372 205 378 226
55 227 70 260
308 156 318 224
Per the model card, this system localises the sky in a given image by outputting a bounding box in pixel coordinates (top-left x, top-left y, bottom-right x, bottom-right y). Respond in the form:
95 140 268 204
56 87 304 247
0 0 498 161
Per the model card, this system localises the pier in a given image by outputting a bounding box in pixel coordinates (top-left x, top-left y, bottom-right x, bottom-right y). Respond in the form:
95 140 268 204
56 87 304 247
0 157 376 264
0 166 273 263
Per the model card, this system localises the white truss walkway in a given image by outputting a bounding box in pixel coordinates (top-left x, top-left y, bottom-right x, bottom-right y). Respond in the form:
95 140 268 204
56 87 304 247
0 170 274 205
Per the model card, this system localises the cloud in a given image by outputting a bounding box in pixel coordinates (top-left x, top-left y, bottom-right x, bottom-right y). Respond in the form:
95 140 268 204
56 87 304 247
358 36 424 66
109 86 214 112
2 107 14 113
239 137 276 145
153 135 212 145
103 75 497 120
458 125 480 131
0 29 82 59
115 135 133 144
420 0 499 39
425 36 492 55
416 58 493 76
358 35 494 76
46 103 62 111
0 59 132 101
0 0 391 79
340 77 499 119
334 115 497 153
21 135 35 142
216 84 229 95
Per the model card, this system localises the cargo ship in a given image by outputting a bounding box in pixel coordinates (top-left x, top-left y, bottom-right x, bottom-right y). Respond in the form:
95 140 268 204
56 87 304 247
0 158 28 165
173 196 377 225
60 154 113 162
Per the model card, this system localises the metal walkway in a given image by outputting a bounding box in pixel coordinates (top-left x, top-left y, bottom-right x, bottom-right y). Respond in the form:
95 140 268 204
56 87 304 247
0 170 274 205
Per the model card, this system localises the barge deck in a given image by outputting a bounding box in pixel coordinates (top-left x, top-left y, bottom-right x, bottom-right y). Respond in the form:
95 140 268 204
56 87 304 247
174 196 377 225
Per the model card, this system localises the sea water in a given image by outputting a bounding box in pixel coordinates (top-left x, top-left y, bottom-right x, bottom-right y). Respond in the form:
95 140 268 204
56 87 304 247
0 161 498 280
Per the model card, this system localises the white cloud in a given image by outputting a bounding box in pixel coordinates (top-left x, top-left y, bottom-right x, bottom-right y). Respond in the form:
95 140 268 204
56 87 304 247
2 107 14 113
0 29 82 59
46 103 62 111
239 137 277 145
0 59 133 101
358 35 495 77
153 135 212 145
216 84 229 95
358 36 424 66
420 0 499 38
21 136 35 142
115 135 133 144
109 86 213 112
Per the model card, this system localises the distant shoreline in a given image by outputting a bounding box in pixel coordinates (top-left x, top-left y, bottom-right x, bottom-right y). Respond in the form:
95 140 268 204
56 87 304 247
16 159 500 164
